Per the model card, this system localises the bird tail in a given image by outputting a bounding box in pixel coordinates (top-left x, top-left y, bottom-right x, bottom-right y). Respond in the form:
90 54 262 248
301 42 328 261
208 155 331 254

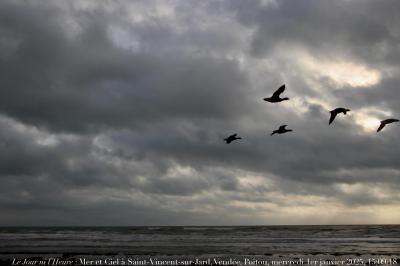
270 132 275 136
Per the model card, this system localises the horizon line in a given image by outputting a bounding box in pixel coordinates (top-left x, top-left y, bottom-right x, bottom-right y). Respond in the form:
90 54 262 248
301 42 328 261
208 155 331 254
1 223 399 227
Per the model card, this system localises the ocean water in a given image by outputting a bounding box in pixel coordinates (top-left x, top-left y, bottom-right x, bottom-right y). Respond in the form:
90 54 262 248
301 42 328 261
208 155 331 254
1 225 400 265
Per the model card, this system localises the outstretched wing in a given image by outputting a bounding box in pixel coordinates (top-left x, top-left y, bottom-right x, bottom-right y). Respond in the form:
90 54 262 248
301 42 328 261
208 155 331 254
377 122 385 132
272 84 285 98
329 112 337 125
279 125 287 130
386 118 399 124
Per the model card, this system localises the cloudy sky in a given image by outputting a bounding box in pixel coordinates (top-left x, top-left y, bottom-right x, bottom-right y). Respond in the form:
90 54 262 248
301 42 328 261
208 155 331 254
1 0 400 226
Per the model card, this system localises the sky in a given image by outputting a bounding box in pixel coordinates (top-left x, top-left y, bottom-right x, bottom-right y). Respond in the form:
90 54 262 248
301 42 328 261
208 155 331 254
1 0 400 226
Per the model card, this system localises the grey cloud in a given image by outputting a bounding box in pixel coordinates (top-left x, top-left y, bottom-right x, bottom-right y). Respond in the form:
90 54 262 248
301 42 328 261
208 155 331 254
0 0 251 134
230 0 398 64
1 0 400 225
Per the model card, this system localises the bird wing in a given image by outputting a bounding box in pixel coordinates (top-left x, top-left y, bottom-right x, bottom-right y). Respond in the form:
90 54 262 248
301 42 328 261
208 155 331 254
272 84 285 98
279 125 287 130
386 119 399 123
329 112 337 124
377 122 386 132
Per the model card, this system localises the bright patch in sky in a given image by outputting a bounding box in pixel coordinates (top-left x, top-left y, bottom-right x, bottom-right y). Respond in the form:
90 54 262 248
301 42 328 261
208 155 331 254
352 108 392 132
353 113 381 132
297 51 381 88
319 62 381 87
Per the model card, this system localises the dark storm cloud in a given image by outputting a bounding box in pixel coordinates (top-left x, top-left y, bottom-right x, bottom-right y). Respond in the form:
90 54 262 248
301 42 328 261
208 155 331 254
0 116 127 188
0 0 251 133
1 0 400 225
229 0 400 63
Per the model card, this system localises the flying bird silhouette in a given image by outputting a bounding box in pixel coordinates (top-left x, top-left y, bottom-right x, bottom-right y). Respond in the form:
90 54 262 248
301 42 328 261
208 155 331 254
264 84 289 103
329 107 350 125
271 125 293 136
377 119 399 132
224 133 242 144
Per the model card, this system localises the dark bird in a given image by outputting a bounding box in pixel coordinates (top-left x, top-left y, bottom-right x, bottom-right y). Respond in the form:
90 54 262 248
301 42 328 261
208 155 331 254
329 107 350 125
377 118 399 132
264 84 289 103
224 133 241 144
271 125 293 136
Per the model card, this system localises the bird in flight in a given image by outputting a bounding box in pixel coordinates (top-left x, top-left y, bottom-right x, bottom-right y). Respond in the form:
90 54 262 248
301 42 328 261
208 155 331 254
271 125 293 136
264 84 289 103
377 118 399 132
329 107 350 125
224 133 242 144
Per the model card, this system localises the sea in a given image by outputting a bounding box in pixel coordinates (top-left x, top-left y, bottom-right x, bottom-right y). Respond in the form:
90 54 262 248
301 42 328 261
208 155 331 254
1 225 400 266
